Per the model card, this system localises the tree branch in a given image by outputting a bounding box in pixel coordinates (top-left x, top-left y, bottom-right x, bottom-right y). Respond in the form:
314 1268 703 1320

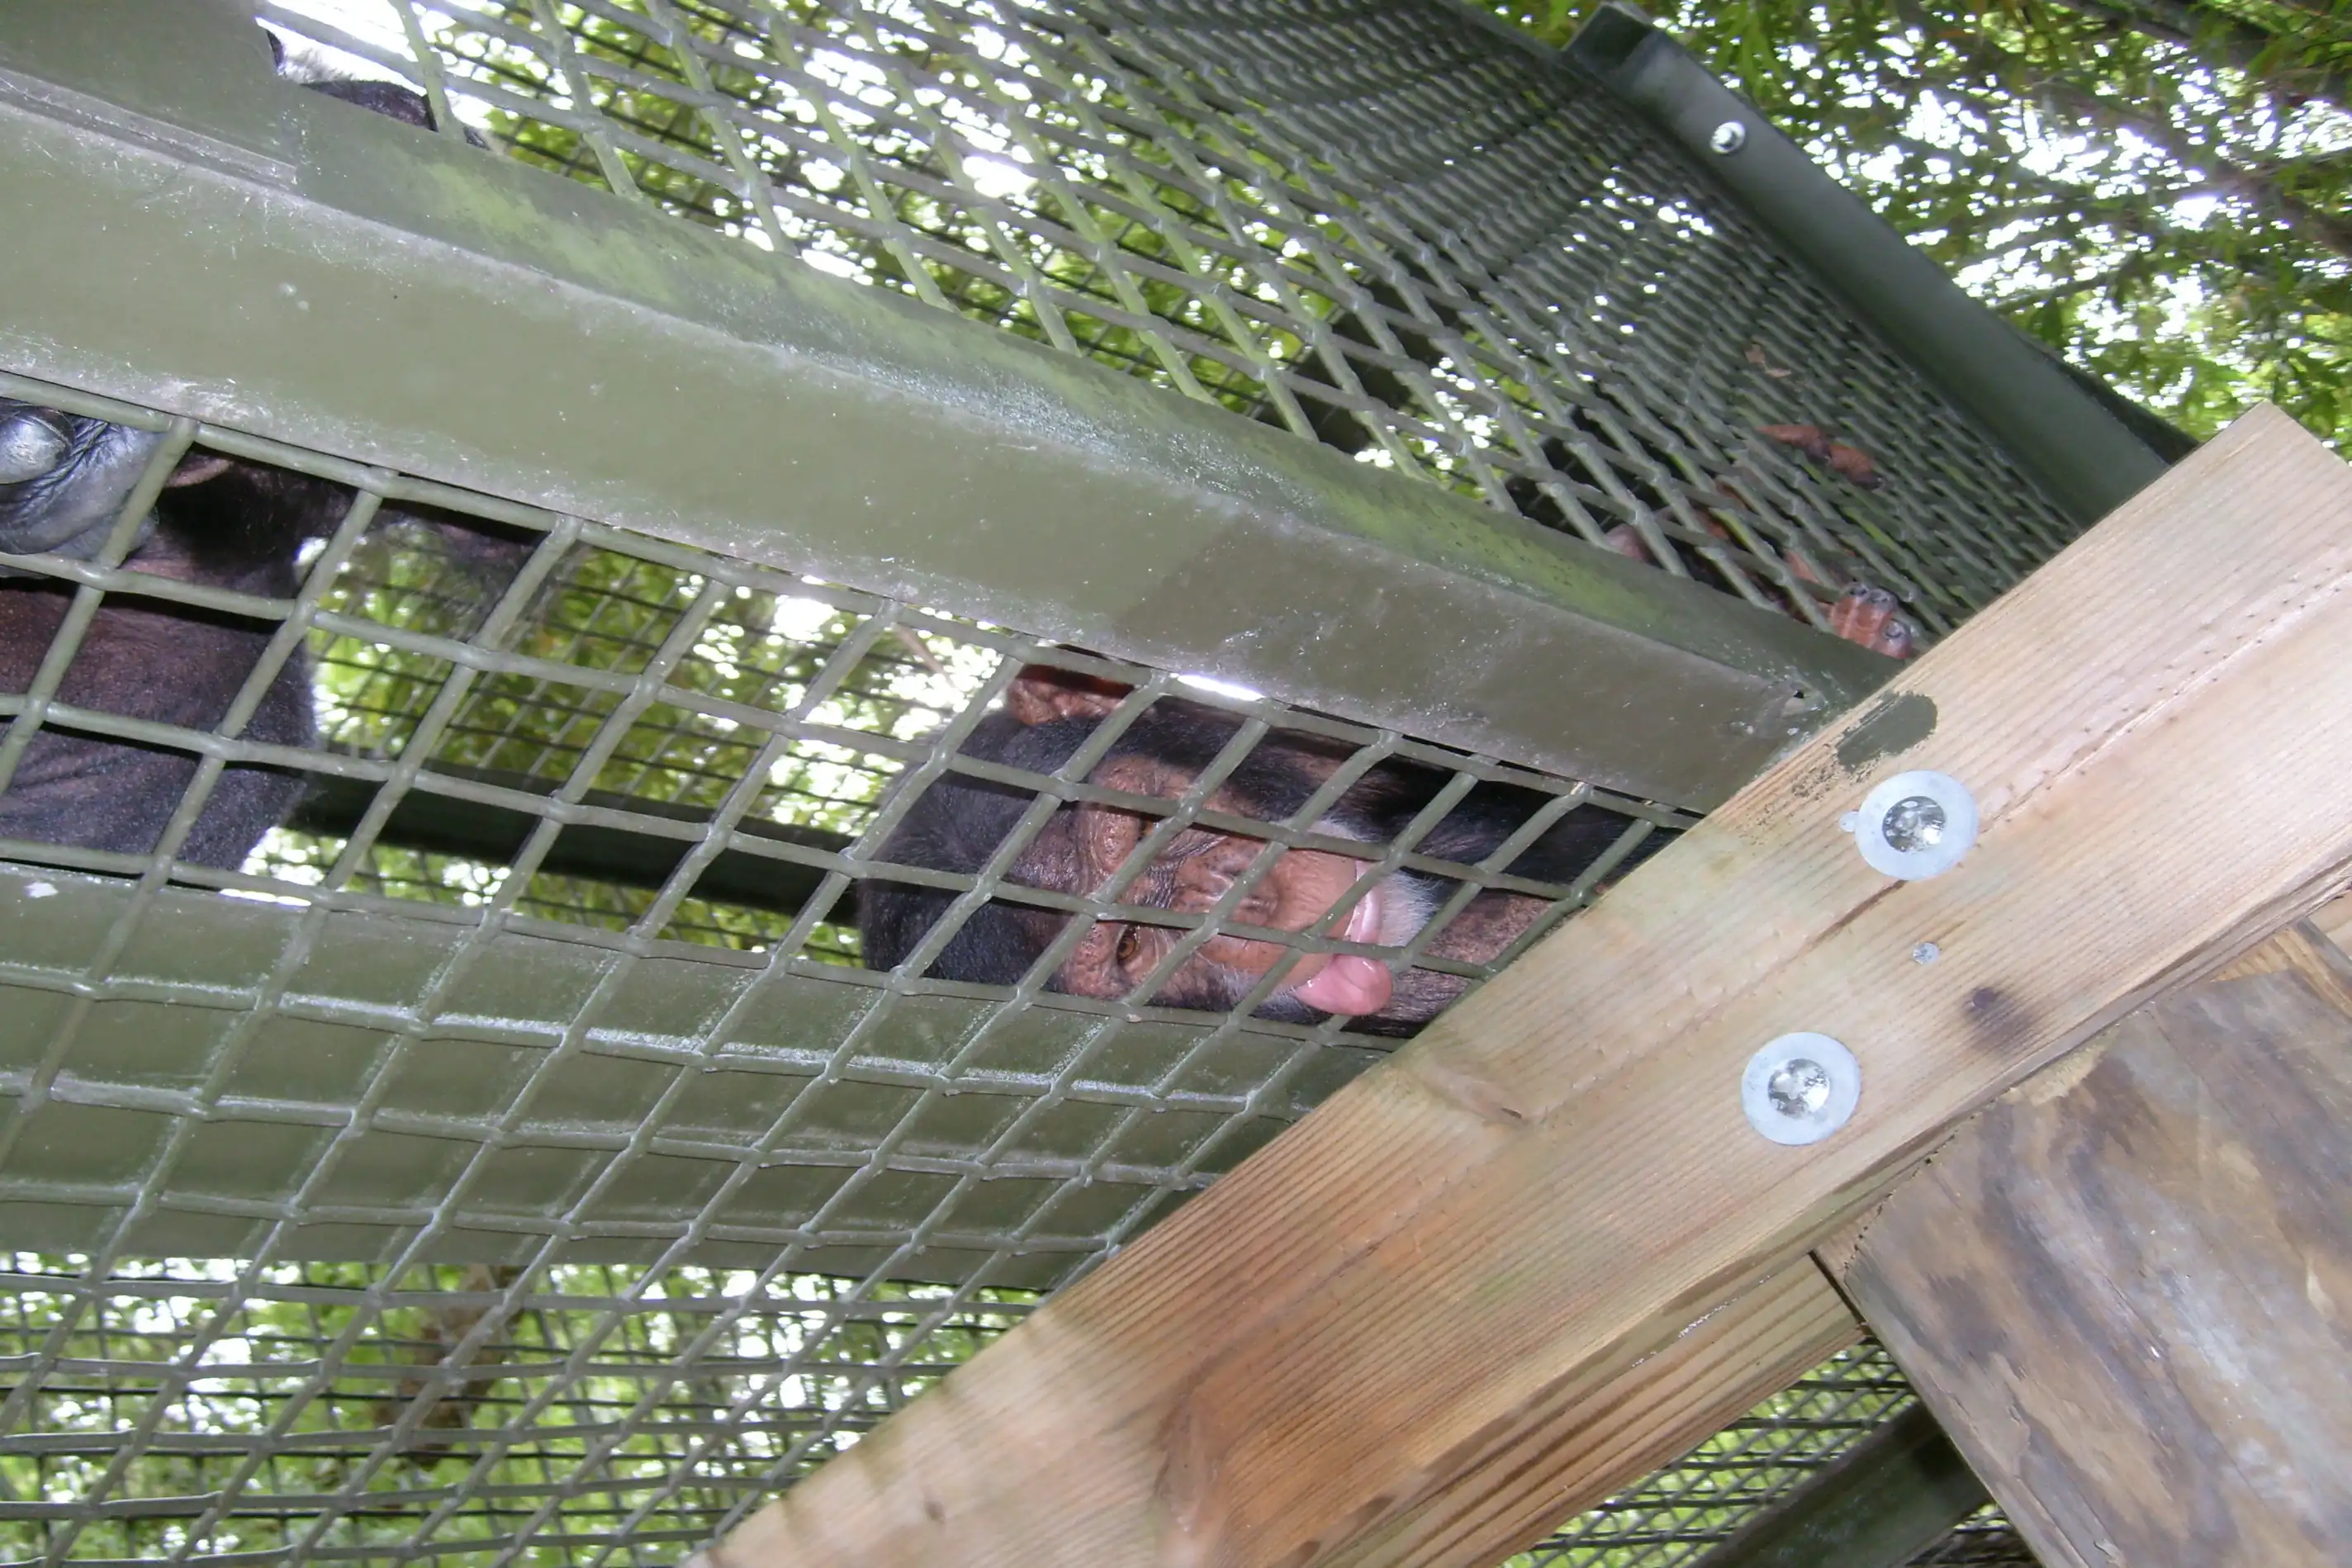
2032 78 2352 258
2041 0 2352 118
1931 34 2352 261
1987 258 2154 310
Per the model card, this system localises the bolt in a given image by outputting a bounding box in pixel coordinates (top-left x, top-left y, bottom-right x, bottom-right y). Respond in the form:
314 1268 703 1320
1766 1059 1831 1119
1851 770 1980 880
1742 1032 1861 1146
1880 794 1947 851
1709 120 1747 154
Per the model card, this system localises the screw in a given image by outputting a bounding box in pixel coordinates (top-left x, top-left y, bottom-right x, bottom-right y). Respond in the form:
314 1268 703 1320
1880 794 1947 851
1709 120 1747 154
1766 1058 1831 1118
1851 770 1979 880
1912 940 1940 964
1742 1032 1861 1146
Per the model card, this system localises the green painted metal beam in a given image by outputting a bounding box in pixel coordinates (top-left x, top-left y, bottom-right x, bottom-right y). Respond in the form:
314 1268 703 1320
1570 2 2171 528
1690 1403 1994 1568
0 0 1894 814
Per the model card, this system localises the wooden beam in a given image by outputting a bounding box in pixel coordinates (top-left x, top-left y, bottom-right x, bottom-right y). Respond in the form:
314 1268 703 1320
1321 1262 1860 1568
1825 922 2352 1568
2307 888 2352 957
702 405 2352 1568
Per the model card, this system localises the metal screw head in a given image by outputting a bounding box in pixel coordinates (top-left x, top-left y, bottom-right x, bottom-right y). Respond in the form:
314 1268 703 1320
1852 770 1979 880
1709 120 1747 154
1880 794 1946 852
1766 1058 1831 1118
1742 1032 1861 1145
1912 940 1940 964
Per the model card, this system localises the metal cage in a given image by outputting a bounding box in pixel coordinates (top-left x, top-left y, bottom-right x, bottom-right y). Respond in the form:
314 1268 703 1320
0 0 2147 1561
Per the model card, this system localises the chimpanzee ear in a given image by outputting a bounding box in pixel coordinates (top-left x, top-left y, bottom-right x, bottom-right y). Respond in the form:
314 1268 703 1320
1003 663 1131 725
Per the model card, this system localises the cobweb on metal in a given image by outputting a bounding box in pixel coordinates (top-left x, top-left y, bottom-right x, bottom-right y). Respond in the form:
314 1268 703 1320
257 0 2081 649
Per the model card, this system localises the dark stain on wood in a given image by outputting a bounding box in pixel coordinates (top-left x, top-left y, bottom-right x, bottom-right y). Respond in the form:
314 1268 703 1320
1842 940 2352 1567
1960 984 2035 1054
1834 690 1937 778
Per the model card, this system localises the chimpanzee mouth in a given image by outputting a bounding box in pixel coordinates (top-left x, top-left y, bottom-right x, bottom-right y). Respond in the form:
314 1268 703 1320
1284 880 1394 1018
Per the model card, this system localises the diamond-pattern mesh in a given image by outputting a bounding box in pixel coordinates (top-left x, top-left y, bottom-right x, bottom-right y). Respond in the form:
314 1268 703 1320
1514 1345 2037 1568
0 371 1689 1562
260 0 2082 647
0 0 2079 1561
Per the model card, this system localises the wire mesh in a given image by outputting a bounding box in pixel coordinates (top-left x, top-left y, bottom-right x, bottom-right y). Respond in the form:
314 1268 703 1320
0 1253 1027 1564
254 0 2082 651
0 368 1694 1561
1899 1509 2037 1568
1510 1344 2037 1568
0 0 2087 1561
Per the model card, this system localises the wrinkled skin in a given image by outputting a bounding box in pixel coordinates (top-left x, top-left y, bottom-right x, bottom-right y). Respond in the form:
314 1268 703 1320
859 668 1657 1037
0 406 173 561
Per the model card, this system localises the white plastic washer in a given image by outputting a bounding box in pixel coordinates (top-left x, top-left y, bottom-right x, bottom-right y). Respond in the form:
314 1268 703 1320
1851 769 1978 880
1741 1032 1861 1146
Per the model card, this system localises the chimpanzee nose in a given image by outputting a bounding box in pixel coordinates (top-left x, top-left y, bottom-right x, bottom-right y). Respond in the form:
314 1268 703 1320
0 408 70 485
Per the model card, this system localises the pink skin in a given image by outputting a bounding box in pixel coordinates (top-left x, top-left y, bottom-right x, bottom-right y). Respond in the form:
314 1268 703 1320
1043 766 1402 1018
1285 875 1392 1016
999 670 1618 1027
1004 668 1407 1018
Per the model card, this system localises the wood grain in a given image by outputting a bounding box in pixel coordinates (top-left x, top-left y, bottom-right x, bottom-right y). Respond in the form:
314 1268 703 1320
1832 925 2352 1567
707 407 2352 1568
1320 1263 1859 1568
2307 890 2352 957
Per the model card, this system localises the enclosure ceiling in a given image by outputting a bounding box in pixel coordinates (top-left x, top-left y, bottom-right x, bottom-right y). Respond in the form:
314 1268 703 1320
0 0 2063 1562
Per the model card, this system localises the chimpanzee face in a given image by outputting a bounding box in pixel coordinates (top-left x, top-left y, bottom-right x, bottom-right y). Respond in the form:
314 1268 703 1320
1012 745 1401 1019
859 666 1634 1036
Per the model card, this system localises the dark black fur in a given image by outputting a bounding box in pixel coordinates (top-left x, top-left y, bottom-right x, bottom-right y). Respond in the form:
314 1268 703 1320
0 456 345 865
858 695 1648 1035
0 56 483 869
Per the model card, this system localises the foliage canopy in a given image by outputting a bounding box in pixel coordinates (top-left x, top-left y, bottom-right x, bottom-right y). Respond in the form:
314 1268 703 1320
1482 0 2352 448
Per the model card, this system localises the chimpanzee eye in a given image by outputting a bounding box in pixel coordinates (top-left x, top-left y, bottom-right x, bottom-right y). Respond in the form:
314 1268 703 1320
1115 926 1145 969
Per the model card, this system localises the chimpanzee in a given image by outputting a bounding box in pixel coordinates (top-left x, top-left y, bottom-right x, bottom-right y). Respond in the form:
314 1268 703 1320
0 414 353 865
0 49 485 869
863 359 1927 1034
858 666 1653 1038
1269 271 1918 656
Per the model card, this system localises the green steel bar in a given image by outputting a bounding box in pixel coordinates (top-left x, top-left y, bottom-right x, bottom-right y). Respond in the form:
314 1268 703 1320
0 0 1892 814
1688 1404 1993 1568
284 769 847 920
1568 2 2172 527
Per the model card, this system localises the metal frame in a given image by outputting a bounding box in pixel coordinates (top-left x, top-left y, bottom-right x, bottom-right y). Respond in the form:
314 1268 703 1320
0 0 1892 815
1567 2 2169 526
0 3 2086 1563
